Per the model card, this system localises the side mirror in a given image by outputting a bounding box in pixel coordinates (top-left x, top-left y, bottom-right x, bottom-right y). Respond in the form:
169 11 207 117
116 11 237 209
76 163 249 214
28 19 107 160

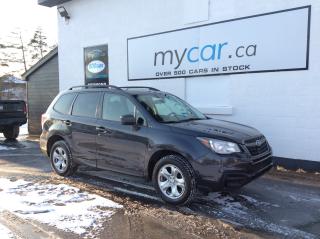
120 114 136 125
137 117 144 126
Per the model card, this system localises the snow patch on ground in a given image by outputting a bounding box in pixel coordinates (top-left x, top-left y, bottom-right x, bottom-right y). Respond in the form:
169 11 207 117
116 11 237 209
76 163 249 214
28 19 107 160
208 192 248 215
240 194 280 208
0 223 15 239
0 178 122 235
289 194 320 203
208 193 280 214
0 145 15 151
19 123 28 136
206 192 316 239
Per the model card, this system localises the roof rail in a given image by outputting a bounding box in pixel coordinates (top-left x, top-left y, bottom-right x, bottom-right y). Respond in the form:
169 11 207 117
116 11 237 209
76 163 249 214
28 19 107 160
120 86 160 91
68 85 122 91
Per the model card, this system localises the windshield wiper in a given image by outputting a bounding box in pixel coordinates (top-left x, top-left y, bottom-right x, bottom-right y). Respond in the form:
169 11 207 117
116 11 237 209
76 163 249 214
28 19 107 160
179 117 204 122
162 120 180 124
164 117 204 123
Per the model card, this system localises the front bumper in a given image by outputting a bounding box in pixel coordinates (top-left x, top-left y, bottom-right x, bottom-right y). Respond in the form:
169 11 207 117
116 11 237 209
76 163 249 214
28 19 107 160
220 153 273 188
194 151 274 191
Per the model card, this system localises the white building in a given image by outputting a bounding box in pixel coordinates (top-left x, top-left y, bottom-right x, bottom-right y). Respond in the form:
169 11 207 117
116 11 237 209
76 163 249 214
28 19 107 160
39 0 320 170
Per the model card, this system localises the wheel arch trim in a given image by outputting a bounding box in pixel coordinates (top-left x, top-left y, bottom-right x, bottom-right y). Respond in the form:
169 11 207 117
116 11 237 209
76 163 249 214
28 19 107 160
146 146 194 180
46 133 69 157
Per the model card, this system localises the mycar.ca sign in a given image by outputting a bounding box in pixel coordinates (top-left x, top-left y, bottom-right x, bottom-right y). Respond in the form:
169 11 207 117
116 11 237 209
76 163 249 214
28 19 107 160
127 6 311 81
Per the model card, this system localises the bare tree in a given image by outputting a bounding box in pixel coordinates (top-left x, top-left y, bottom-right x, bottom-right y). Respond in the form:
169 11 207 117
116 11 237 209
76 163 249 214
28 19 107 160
28 27 49 60
19 32 27 72
0 30 28 75
0 27 55 76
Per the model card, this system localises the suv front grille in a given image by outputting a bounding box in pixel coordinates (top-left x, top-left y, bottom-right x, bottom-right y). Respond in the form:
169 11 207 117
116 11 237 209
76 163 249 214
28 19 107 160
245 136 269 156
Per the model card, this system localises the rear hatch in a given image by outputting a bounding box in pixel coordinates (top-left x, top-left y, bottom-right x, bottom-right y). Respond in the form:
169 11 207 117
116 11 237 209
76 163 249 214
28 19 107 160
0 100 26 119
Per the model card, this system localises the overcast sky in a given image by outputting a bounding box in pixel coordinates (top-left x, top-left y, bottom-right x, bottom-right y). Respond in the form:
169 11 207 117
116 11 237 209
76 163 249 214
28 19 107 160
0 0 57 43
0 0 57 76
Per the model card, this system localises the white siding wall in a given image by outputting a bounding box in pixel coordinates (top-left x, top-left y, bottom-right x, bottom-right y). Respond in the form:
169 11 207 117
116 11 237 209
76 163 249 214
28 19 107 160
58 0 320 162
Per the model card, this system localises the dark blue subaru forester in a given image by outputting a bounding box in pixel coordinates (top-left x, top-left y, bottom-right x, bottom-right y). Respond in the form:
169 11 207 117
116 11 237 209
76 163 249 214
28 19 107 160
40 85 273 205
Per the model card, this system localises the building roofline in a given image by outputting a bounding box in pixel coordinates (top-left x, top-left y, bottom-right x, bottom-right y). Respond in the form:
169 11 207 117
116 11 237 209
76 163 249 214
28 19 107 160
22 47 58 81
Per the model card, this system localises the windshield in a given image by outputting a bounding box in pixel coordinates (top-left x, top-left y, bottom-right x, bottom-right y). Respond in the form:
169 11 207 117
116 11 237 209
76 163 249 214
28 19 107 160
135 93 206 123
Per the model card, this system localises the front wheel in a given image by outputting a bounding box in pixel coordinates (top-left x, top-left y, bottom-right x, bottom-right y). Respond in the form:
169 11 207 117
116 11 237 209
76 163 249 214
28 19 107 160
3 125 19 140
152 155 197 205
50 140 77 176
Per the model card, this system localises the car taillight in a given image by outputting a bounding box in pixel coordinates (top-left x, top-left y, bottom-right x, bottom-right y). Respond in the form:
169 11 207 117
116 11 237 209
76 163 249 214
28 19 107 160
41 114 48 129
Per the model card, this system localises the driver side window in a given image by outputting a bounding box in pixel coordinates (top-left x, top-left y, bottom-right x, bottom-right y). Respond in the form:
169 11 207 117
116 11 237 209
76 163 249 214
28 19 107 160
102 93 146 125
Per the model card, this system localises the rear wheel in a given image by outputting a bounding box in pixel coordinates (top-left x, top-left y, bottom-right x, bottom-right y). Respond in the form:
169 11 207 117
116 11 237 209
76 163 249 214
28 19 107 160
3 125 19 140
153 155 197 205
50 140 77 176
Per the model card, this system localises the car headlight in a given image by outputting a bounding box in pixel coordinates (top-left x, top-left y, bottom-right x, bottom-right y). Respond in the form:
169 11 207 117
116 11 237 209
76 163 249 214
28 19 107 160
197 137 241 154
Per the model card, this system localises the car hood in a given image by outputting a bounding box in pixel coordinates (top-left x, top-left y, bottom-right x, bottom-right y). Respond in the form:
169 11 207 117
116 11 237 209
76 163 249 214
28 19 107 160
168 118 262 144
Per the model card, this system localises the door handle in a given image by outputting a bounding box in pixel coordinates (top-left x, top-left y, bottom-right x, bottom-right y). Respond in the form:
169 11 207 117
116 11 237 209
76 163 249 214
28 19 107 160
96 126 112 134
64 120 72 126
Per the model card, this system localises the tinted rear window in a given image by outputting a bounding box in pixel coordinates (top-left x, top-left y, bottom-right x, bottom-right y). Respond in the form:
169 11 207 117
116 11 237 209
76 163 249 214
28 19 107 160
72 92 100 118
53 93 76 114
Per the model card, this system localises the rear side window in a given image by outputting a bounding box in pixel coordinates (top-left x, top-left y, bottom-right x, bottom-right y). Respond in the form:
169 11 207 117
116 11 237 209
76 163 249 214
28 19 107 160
53 93 76 114
72 92 100 118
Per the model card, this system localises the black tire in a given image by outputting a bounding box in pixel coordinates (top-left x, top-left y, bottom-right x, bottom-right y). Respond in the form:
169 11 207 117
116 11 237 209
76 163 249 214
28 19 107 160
50 140 77 176
152 154 197 205
3 125 19 140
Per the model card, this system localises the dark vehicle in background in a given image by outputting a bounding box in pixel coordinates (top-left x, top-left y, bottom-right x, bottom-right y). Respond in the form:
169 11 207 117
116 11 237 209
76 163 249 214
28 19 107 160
0 100 27 140
40 85 273 205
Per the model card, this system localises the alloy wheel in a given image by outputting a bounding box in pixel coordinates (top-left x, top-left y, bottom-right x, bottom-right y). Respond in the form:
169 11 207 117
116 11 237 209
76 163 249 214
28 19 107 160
157 164 186 199
52 146 68 173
